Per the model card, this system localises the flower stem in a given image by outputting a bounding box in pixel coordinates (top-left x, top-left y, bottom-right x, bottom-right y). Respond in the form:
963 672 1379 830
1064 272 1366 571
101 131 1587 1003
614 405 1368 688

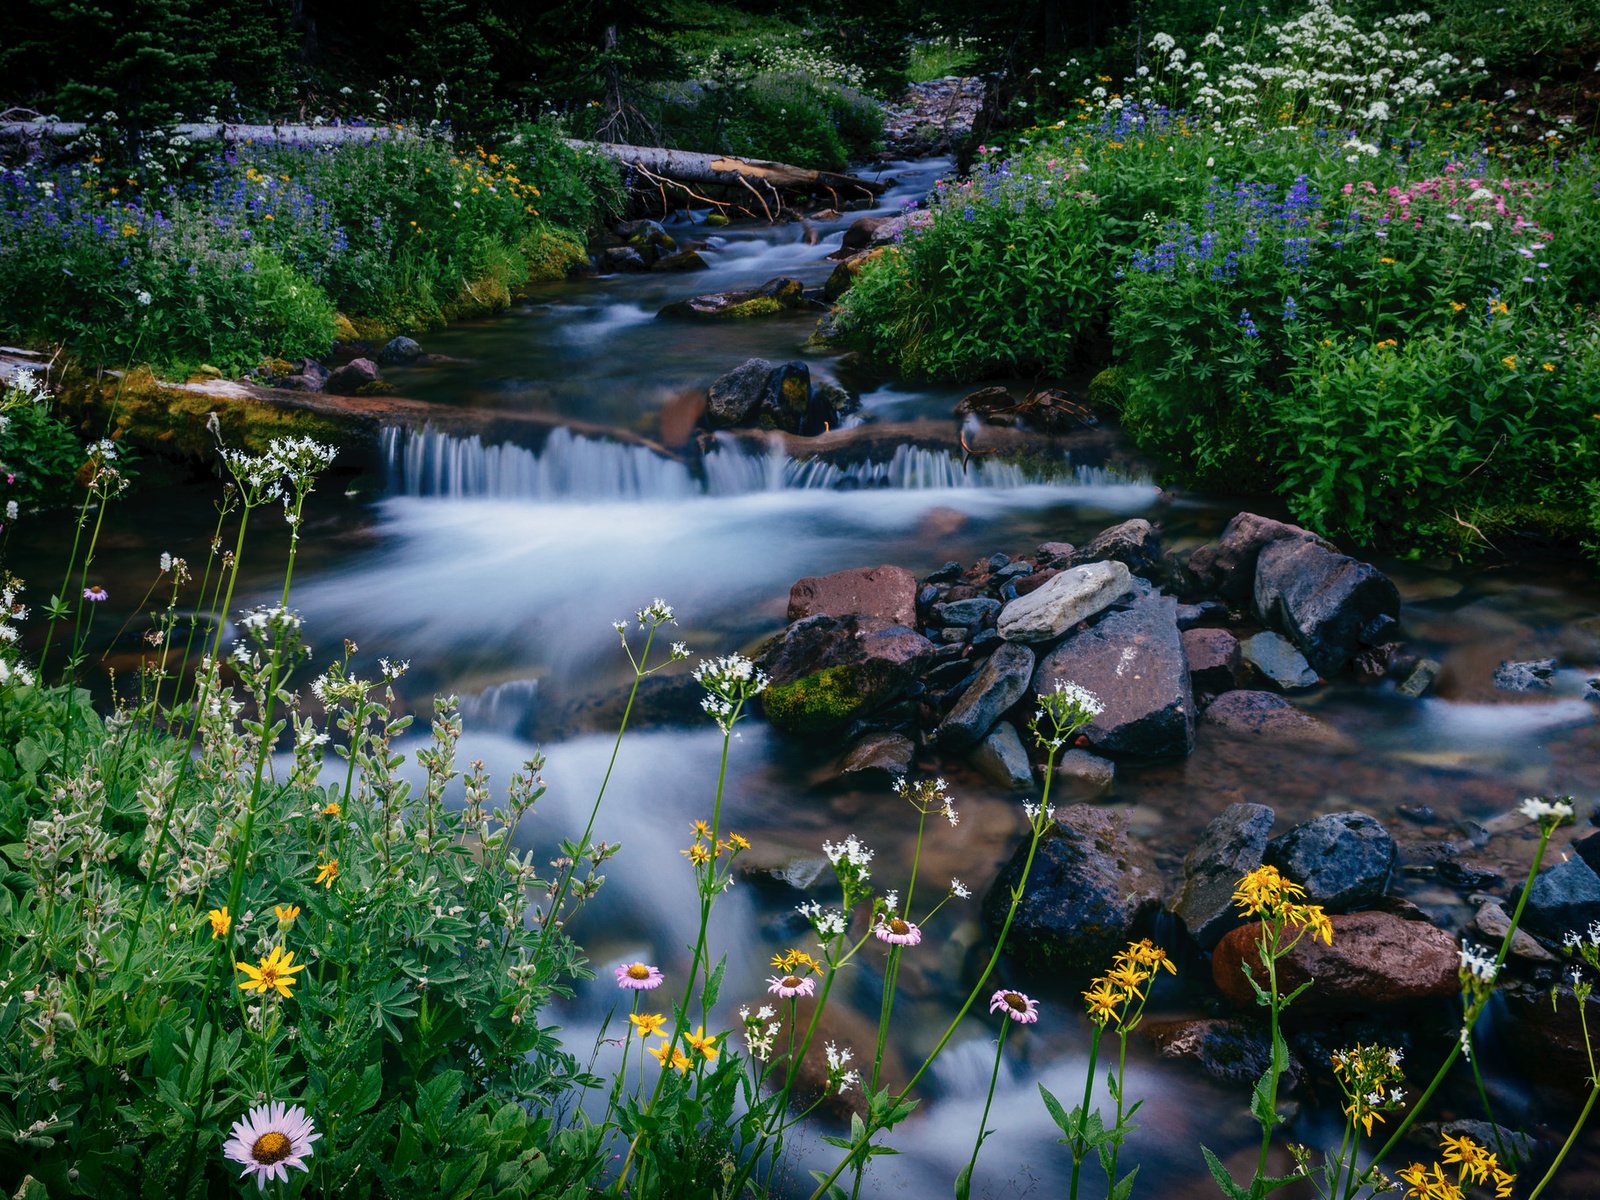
961 1020 1011 1197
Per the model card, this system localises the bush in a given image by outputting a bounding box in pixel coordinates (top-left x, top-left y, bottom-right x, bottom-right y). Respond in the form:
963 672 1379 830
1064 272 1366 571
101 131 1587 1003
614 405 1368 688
837 159 1110 379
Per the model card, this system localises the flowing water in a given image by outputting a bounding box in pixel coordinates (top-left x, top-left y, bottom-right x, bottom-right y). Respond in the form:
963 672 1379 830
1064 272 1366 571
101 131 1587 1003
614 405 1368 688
21 157 1600 1195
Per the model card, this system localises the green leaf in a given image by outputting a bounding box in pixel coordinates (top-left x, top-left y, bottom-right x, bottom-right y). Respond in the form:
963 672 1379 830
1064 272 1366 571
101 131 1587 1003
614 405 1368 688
1201 1144 1251 1200
1038 1083 1072 1135
955 1160 973 1200
1111 1164 1141 1200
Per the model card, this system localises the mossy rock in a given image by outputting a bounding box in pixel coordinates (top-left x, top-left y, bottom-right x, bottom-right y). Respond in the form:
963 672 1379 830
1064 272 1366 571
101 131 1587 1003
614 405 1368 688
342 314 398 344
522 224 589 281
704 213 730 227
1088 366 1129 409
762 664 876 734
720 296 784 319
332 313 361 344
450 274 513 317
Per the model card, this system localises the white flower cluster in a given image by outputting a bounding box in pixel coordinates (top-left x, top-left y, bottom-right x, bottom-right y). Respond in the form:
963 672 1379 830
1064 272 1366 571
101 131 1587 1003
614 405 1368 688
221 436 338 507
1457 941 1499 985
694 652 769 732
1518 796 1574 829
738 1004 781 1061
950 877 971 900
1033 679 1103 750
796 901 847 938
824 1041 860 1094
822 834 873 878
893 775 959 826
635 597 675 627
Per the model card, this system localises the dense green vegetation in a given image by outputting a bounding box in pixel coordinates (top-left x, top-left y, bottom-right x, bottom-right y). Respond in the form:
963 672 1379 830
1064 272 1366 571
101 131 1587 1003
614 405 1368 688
835 2 1600 554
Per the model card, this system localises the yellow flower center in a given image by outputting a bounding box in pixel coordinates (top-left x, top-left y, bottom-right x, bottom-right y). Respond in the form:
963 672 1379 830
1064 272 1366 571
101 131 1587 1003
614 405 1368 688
889 919 909 935
626 963 651 980
782 976 802 989
252 1130 292 1164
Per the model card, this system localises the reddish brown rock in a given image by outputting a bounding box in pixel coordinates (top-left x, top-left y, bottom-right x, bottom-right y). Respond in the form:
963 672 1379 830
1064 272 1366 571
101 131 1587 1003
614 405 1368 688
1186 512 1333 602
1183 627 1243 694
1212 910 1458 1013
787 565 918 627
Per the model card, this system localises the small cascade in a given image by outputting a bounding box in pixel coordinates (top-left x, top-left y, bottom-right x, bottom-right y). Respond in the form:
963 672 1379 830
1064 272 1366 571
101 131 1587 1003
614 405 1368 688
456 678 540 735
382 425 1149 501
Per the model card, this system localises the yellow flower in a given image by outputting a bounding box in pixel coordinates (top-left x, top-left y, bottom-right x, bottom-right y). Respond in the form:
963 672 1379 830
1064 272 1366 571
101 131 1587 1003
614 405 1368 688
314 858 338 888
1104 961 1149 1000
321 801 341 818
630 1012 666 1038
1440 1132 1493 1184
683 1025 719 1062
727 833 751 851
1501 355 1517 371
1380 257 1396 264
1082 978 1122 1026
690 820 712 839
1541 362 1555 371
274 904 301 927
1117 938 1176 975
1490 1166 1516 1198
236 945 307 999
1449 301 1466 312
649 1038 690 1072
1377 338 1398 348
1232 865 1305 916
682 842 711 866
772 948 823 974
207 907 232 938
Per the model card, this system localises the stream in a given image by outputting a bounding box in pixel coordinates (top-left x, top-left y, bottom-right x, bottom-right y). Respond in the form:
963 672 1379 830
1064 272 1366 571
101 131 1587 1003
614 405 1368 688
20 156 1600 1195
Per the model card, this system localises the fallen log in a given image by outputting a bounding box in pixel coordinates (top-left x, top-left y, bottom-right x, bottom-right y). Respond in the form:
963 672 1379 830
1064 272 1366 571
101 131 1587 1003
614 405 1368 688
0 118 406 147
576 141 889 205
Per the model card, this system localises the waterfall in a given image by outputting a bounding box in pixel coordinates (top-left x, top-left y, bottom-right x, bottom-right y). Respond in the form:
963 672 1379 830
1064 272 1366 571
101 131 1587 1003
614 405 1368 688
381 425 1149 500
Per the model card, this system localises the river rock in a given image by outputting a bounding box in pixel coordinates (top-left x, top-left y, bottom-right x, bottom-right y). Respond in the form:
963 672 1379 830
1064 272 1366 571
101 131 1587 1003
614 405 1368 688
1147 1019 1302 1089
1239 631 1320 691
836 730 916 782
1265 812 1395 911
705 358 773 427
376 336 423 366
1200 690 1342 745
1512 856 1600 945
1493 658 1556 692
1176 600 1229 630
1186 513 1334 603
325 357 381 394
1069 519 1161 577
650 248 709 271
759 361 817 433
1033 591 1195 759
1471 900 1557 964
1501 980 1600 1085
970 721 1034 790
1052 749 1116 799
1183 627 1243 694
1253 538 1401 676
1575 830 1600 875
836 214 909 256
757 614 935 735
1212 910 1458 1012
1395 657 1443 699
983 804 1161 970
1170 803 1276 949
657 276 809 319
931 597 1001 627
997 560 1132 644
937 642 1035 751
788 565 918 627
599 245 648 273
272 356 331 391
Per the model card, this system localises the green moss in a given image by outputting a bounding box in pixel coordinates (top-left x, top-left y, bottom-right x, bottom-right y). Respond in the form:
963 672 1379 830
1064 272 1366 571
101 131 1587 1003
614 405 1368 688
521 224 589 281
761 665 870 734
721 296 784 319
704 213 730 227
1088 366 1128 409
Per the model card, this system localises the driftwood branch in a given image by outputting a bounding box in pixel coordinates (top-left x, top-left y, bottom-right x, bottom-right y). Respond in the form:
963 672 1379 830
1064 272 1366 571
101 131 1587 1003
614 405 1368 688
575 141 888 200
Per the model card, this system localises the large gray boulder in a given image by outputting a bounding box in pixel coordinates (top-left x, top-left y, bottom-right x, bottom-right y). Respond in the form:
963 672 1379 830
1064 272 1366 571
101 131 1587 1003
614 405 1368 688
1266 811 1395 911
1170 803 1276 948
1068 518 1161 576
1033 591 1195 759
1253 538 1400 676
970 721 1034 790
1186 512 1334 602
997 560 1132 644
982 805 1161 970
1515 857 1600 945
705 358 775 428
936 642 1034 751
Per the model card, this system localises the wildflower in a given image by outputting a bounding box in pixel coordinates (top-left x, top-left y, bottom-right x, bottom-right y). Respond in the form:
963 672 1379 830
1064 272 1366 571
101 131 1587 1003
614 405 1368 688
990 989 1040 1024
1518 795 1573 830
874 916 922 946
313 858 338 888
1458 941 1499 986
825 1041 860 1093
615 962 664 990
951 878 971 900
1083 977 1122 1025
83 586 108 602
1541 362 1555 371
822 834 874 879
649 1039 690 1072
1501 355 1517 370
1440 1131 1496 1185
630 1012 666 1037
223 1101 319 1189
321 801 341 818
683 1025 719 1062
207 907 232 938
235 946 307 999
771 948 823 974
1032 680 1103 749
768 973 816 998
274 905 300 930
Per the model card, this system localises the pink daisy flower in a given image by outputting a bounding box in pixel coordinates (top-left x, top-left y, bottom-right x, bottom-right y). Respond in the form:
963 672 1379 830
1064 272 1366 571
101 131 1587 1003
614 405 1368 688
873 916 922 946
222 1101 320 1189
989 989 1040 1024
83 586 108 602
767 973 816 998
615 961 664 990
